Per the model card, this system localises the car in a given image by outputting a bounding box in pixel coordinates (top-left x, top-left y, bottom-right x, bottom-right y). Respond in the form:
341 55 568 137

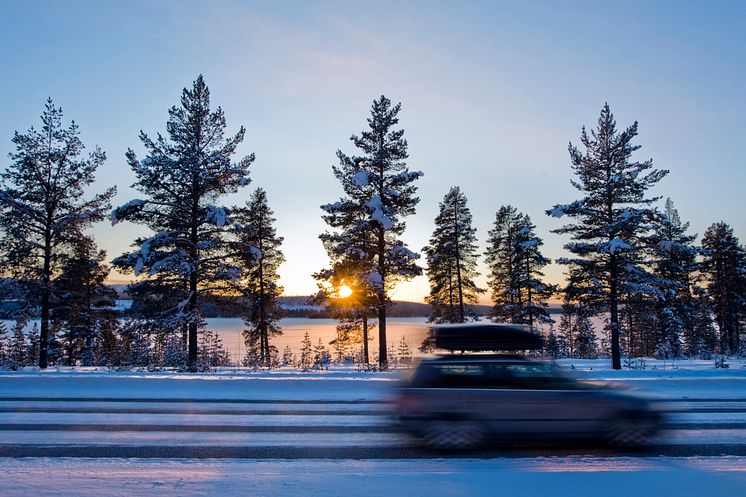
392 324 663 450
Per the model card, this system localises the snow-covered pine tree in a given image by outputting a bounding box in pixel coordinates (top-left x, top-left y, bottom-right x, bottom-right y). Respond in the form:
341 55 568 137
8 315 28 369
0 100 115 369
484 206 554 327
557 297 597 359
231 188 285 368
300 331 313 371
26 323 40 367
557 300 577 358
111 75 253 369
51 235 118 365
0 321 8 366
546 104 668 369
646 198 700 359
198 328 230 369
512 216 555 328
281 344 294 366
574 311 598 360
397 335 411 365
544 329 564 359
620 292 657 357
485 205 524 323
423 186 482 323
688 288 717 358
320 95 423 369
701 222 746 354
313 338 331 370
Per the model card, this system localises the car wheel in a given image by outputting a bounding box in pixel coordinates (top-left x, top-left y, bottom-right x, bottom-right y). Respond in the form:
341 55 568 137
422 419 485 450
605 414 658 448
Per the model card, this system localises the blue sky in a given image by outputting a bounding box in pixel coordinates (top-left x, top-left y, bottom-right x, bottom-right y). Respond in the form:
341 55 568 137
1 0 744 301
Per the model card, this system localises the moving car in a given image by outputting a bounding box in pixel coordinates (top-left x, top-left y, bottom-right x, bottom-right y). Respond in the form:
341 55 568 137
393 325 662 450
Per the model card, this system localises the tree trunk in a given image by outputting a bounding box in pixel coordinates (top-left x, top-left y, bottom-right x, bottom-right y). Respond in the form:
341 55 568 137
377 220 387 369
377 303 386 369
258 216 267 366
525 256 533 330
609 254 621 370
362 316 369 364
454 204 464 323
188 280 198 368
39 229 52 369
188 178 200 369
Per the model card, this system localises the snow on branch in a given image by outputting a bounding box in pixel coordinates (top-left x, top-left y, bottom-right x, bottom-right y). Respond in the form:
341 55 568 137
352 171 370 186
365 195 393 230
657 240 674 252
606 237 632 254
321 201 349 213
206 205 227 227
111 199 146 225
368 268 383 288
248 246 262 261
393 170 424 182
390 243 418 260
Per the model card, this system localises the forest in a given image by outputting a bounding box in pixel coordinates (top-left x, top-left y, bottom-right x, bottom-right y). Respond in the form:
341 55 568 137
0 76 744 372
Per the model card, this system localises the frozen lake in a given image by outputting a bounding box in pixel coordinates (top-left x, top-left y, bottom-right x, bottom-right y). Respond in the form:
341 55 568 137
1 316 432 363
206 316 431 362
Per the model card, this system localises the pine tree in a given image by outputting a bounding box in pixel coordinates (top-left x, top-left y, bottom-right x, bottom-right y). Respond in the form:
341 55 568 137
647 198 699 359
701 222 746 354
557 300 577 358
51 236 118 365
558 299 597 359
9 316 27 368
485 206 554 327
423 187 482 323
198 328 230 369
544 329 564 359
319 95 423 369
0 100 115 368
313 338 331 370
397 335 412 365
281 344 294 366
485 205 524 323
0 321 9 366
688 288 717 358
547 104 668 369
620 292 657 357
26 323 40 367
512 216 555 328
300 331 313 371
111 75 253 369
574 311 598 360
231 188 284 368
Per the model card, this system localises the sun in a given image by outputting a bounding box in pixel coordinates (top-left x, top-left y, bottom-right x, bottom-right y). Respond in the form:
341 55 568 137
338 285 353 298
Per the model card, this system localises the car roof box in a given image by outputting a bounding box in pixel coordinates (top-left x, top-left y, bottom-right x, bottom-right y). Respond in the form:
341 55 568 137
431 323 544 351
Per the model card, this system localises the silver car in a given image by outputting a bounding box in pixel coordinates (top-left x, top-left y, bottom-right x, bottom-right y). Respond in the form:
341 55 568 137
393 354 662 450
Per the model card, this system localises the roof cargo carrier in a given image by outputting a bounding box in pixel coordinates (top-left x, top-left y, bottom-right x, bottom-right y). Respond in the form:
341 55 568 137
431 323 544 351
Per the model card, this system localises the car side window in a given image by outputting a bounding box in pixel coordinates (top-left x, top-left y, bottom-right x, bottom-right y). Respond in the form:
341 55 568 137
500 363 577 390
408 360 579 390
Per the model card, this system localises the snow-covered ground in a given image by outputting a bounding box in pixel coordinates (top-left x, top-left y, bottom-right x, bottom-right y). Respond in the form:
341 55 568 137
0 360 745 496
1 457 745 497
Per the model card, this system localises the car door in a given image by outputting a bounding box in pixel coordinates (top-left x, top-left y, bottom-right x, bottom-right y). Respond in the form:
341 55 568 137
463 362 605 438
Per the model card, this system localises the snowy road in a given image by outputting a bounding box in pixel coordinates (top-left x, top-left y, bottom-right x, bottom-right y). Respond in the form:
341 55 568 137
0 369 745 496
0 370 745 458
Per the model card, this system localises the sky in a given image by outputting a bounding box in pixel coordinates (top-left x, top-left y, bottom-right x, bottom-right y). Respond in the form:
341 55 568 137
1 0 744 303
